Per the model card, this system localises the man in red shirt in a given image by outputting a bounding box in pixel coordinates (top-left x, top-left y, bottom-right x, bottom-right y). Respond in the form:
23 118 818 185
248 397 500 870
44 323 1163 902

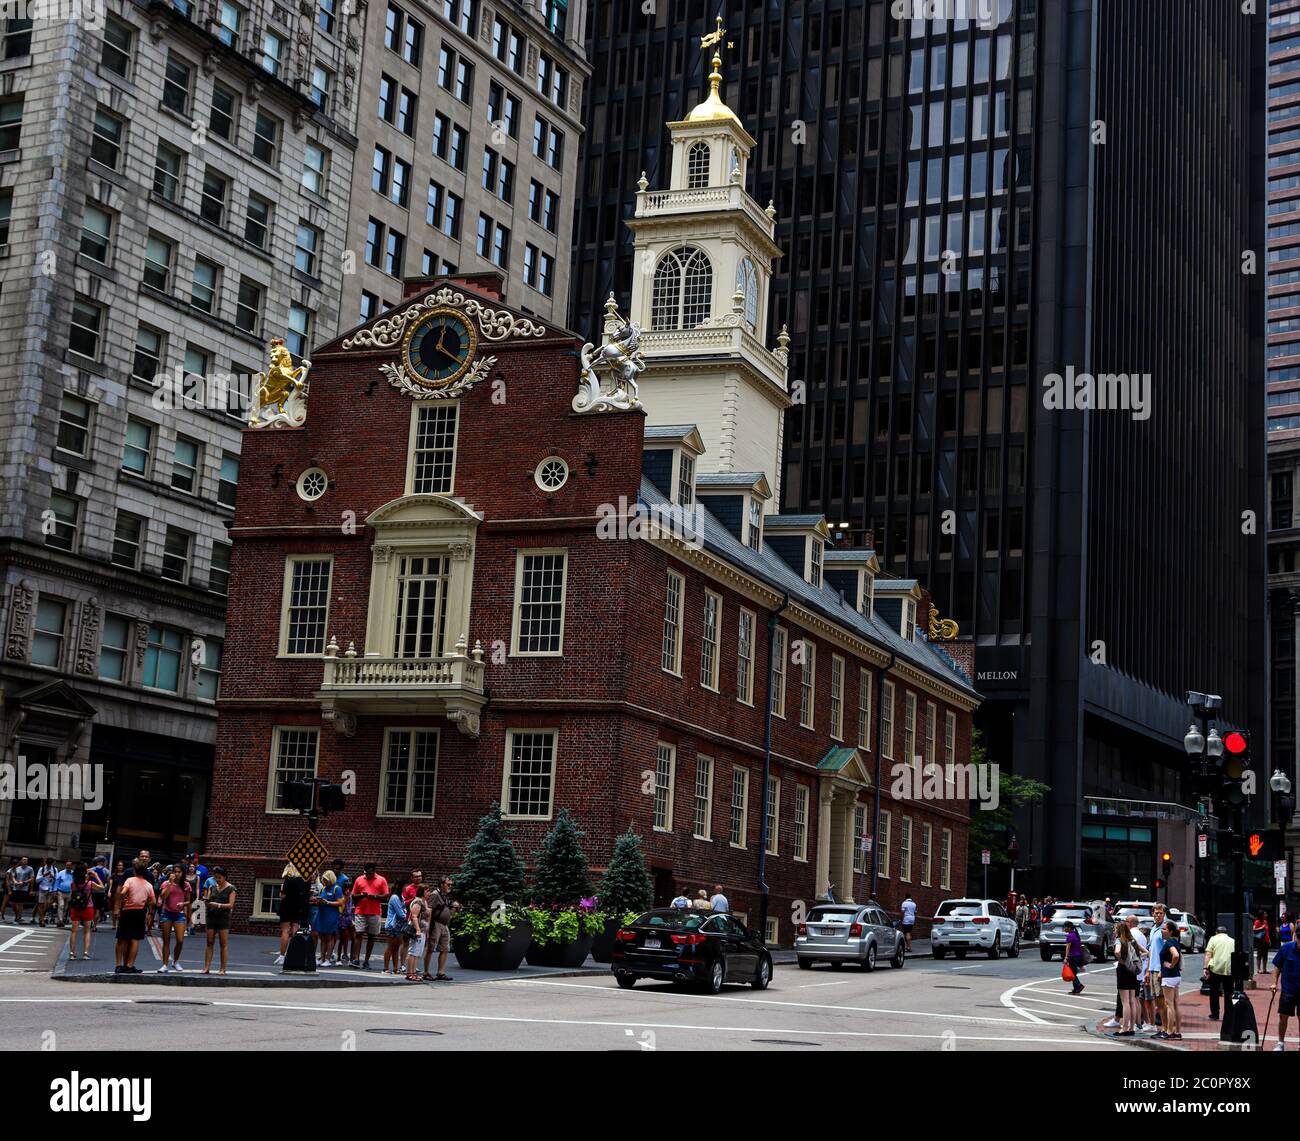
402 869 424 904
350 862 388 969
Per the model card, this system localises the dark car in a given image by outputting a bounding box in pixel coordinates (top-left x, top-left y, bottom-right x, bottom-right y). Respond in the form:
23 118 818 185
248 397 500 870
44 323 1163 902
610 909 773 993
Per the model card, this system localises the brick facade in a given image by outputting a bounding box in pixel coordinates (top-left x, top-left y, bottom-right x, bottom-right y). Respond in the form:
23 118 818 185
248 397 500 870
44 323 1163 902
207 277 978 941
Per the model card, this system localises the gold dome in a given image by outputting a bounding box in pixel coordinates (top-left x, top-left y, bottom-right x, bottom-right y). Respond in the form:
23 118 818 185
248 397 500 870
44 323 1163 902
686 56 741 124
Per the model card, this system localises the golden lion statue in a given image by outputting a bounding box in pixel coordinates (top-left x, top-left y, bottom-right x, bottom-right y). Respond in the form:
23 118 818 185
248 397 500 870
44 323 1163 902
250 338 311 427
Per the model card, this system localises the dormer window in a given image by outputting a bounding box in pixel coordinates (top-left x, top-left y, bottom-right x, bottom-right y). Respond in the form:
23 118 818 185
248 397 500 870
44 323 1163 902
677 451 695 506
747 497 763 551
903 597 916 641
687 141 710 189
860 573 875 616
808 539 823 588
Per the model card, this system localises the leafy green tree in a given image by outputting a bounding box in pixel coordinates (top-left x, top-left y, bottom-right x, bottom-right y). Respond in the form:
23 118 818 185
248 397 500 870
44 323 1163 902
598 829 653 918
966 729 1050 873
455 802 525 912
530 808 593 908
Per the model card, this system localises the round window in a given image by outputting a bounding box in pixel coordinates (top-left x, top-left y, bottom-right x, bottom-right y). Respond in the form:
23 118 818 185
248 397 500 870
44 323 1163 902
534 456 569 492
296 468 329 501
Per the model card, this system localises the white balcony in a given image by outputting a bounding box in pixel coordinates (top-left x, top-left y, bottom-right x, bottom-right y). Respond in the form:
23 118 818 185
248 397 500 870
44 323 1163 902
316 638 486 738
635 184 775 236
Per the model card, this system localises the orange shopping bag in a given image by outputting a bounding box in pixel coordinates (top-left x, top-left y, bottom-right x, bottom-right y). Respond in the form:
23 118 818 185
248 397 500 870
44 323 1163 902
1061 962 1075 983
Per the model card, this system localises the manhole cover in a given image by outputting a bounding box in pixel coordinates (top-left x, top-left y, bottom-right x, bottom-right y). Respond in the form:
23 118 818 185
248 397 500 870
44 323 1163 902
132 999 211 1006
364 1028 443 1037
751 1038 821 1046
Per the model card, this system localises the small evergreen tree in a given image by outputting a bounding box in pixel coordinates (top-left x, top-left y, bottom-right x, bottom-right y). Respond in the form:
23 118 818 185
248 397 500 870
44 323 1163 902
455 802 525 912
530 808 593 908
599 829 653 918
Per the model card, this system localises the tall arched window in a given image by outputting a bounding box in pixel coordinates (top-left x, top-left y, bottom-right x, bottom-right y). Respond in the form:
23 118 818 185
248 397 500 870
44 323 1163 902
687 142 711 189
736 257 759 327
651 246 714 330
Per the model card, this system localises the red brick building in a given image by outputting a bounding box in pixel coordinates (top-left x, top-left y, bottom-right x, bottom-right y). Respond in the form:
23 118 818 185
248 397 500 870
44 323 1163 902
206 72 980 941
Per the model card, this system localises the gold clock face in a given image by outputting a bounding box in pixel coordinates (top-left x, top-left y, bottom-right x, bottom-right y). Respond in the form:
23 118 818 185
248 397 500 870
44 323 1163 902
402 308 478 390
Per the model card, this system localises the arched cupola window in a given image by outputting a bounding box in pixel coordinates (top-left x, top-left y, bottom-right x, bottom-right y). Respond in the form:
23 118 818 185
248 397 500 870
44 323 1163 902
651 246 714 330
736 257 759 327
687 141 711 189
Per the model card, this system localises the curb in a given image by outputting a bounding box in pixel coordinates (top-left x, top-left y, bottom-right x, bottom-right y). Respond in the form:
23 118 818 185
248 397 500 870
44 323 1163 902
51 962 610 988
1084 1022 1184 1051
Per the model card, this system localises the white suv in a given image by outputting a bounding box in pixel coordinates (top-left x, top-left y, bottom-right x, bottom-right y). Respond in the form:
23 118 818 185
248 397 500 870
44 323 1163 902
931 898 1021 960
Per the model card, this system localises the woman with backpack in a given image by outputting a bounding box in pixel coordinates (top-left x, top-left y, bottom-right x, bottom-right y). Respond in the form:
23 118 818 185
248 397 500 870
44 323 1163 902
1113 922 1142 1036
66 863 95 960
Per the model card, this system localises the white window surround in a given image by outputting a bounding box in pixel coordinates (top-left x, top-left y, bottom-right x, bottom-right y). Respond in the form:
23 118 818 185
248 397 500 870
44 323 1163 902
378 726 440 817
362 494 480 658
654 741 675 831
265 725 319 813
501 727 557 821
700 589 721 691
251 879 280 919
278 555 334 658
405 401 460 495
510 547 568 657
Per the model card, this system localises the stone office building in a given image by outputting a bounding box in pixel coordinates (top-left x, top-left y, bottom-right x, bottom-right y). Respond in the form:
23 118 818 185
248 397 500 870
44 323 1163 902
0 0 361 864
341 0 589 328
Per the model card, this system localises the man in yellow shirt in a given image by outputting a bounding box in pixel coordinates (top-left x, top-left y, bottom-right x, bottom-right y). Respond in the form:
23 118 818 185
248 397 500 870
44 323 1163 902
1205 926 1235 1021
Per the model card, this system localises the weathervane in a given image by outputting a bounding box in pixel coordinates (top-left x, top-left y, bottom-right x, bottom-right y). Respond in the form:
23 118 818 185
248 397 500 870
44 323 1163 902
700 14 734 88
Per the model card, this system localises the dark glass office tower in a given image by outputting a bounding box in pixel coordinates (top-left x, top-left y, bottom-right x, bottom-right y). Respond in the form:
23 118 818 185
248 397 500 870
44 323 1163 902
573 0 1266 899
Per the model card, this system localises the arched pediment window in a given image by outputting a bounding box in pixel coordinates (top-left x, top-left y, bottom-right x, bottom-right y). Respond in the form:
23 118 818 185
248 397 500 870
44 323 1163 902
736 257 759 327
687 141 711 189
651 246 714 330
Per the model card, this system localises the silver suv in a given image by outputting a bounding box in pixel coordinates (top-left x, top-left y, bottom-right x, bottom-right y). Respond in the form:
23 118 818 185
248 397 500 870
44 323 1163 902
1039 900 1112 961
794 904 906 971
931 898 1020 959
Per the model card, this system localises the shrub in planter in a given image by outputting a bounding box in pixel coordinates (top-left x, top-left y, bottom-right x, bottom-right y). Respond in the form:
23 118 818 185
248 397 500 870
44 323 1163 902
591 829 654 963
525 810 599 967
450 803 532 971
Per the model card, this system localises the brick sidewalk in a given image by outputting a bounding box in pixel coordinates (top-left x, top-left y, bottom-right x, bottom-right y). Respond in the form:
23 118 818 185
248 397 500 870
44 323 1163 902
1094 966 1291 1051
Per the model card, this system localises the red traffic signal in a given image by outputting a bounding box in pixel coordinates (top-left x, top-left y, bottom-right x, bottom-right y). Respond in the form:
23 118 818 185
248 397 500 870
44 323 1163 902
1224 730 1249 755
1249 833 1266 858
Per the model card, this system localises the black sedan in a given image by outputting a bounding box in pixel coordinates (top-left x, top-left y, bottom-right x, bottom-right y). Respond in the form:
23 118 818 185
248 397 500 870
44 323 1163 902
610 909 773 993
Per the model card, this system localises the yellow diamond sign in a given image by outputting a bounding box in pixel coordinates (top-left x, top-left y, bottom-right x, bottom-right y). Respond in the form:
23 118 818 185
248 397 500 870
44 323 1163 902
285 829 330 879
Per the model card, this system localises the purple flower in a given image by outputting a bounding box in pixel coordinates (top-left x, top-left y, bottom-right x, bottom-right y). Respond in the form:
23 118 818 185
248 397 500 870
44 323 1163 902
579 896 598 912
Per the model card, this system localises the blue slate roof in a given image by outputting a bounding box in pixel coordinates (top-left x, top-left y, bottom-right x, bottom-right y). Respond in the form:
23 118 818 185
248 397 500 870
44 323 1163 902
644 424 699 440
824 548 877 563
764 514 826 529
875 579 919 592
639 478 978 698
696 472 766 487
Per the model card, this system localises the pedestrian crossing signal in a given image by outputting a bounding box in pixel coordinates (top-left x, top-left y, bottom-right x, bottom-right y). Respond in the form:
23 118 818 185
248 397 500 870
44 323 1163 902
1247 828 1285 862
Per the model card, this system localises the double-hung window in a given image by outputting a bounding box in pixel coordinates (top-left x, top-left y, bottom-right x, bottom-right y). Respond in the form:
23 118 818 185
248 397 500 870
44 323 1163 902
280 557 332 655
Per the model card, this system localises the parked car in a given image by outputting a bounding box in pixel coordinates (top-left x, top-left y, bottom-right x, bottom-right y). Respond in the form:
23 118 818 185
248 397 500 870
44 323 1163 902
1114 900 1159 933
931 898 1020 959
1167 908 1206 952
794 903 907 971
610 909 772 993
1038 900 1112 961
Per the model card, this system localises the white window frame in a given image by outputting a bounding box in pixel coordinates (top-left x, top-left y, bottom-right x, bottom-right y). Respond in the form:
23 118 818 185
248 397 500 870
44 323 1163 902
700 589 721 691
858 668 872 749
940 827 952 890
730 765 749 849
661 569 684 675
378 727 441 817
798 639 816 730
252 879 281 920
278 555 334 657
406 401 460 494
693 754 713 840
266 726 320 814
925 700 937 767
653 742 675 831
501 728 557 821
765 776 780 855
853 805 867 874
881 679 895 759
945 710 958 792
900 816 913 883
830 654 845 740
770 625 786 718
793 784 809 861
920 822 932 887
904 691 918 776
510 548 567 656
737 606 756 705
878 810 892 879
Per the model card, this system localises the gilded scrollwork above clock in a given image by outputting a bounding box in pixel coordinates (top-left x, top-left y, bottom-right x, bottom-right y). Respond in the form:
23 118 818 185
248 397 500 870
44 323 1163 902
341 288 546 401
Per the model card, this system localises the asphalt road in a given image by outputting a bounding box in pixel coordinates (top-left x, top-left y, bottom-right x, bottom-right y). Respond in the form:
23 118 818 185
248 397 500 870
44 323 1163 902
0 948 1150 1052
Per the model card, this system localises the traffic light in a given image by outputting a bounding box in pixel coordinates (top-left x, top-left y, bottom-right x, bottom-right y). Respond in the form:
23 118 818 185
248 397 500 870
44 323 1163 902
1160 851 1173 882
1218 829 1243 858
282 778 314 812
1219 730 1252 809
1248 828 1286 862
318 782 346 813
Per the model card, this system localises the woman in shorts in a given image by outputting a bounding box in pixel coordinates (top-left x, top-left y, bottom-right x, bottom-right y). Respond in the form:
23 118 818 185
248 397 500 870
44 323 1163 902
66 863 96 960
156 866 192 973
404 884 427 982
1158 919 1184 1040
1112 922 1141 1036
203 868 236 975
275 863 310 966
